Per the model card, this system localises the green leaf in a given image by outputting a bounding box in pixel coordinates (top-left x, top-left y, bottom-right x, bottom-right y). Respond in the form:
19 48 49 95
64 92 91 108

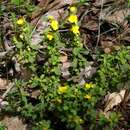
30 44 40 50
11 0 23 5
63 106 68 110
72 58 78 68
32 127 37 130
75 125 83 130
73 48 80 56
15 42 23 48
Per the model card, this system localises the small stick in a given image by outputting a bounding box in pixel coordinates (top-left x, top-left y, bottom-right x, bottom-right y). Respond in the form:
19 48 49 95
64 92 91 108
96 0 104 47
2 82 14 99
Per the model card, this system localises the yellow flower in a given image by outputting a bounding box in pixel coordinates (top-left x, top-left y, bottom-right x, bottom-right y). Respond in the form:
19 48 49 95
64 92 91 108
16 17 25 25
68 15 78 23
58 86 68 94
47 34 53 40
84 94 91 99
71 25 80 34
48 15 54 20
50 20 58 31
85 83 94 89
70 6 77 13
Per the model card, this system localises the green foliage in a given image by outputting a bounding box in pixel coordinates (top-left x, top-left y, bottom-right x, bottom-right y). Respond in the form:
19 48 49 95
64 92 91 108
1 1 130 130
11 0 24 5
128 0 130 6
77 0 89 5
97 47 130 90
0 123 6 130
90 112 120 130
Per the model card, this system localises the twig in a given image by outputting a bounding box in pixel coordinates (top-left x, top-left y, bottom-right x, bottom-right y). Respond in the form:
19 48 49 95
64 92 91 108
79 9 92 24
2 82 14 99
95 28 117 38
96 0 104 47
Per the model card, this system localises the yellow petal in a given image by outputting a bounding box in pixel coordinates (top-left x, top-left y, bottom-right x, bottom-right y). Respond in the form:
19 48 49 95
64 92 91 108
47 34 53 40
85 83 94 89
16 17 25 25
48 16 54 20
50 20 58 31
68 15 78 23
58 86 68 94
84 94 91 99
71 25 79 34
70 6 77 13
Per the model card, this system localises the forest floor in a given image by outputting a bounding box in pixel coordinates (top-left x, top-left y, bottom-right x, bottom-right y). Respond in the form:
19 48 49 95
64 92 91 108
0 0 130 130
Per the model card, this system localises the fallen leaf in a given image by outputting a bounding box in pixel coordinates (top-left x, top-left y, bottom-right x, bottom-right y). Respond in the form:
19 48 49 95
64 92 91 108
100 40 114 53
31 0 74 45
61 62 70 70
60 51 68 63
61 62 70 79
62 70 70 79
0 78 8 90
104 48 111 53
84 64 97 79
82 20 98 31
101 9 130 26
31 90 41 99
104 89 126 112
79 78 86 85
1 116 27 130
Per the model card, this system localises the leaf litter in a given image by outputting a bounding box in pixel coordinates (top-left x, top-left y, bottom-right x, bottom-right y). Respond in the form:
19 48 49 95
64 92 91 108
1 0 130 129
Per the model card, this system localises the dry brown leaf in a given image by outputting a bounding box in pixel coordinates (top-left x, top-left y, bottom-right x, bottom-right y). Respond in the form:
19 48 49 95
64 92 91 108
0 78 8 90
117 28 130 42
37 0 48 7
101 40 113 48
32 0 73 23
104 90 126 112
82 20 98 31
100 40 114 53
60 51 68 63
31 0 74 45
104 48 111 53
61 62 70 79
1 116 27 130
101 9 130 25
62 62 70 68
31 8 65 45
60 56 68 63
84 63 97 79
31 0 48 20
68 62 96 84
60 51 70 79
31 90 41 99
62 70 70 79
46 0 73 12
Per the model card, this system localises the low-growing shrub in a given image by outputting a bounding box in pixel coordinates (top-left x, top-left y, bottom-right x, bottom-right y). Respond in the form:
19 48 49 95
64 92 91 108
1 2 130 130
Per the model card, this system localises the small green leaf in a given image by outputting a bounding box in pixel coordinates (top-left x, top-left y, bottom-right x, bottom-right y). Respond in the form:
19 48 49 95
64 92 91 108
16 42 23 48
75 125 83 130
11 0 23 5
30 44 40 50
